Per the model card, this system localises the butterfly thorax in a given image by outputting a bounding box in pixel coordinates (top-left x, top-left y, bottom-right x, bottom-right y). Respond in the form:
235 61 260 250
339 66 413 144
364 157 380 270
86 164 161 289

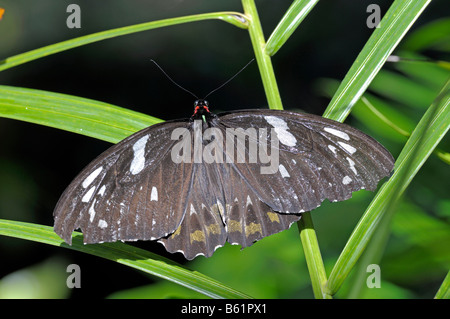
191 99 217 127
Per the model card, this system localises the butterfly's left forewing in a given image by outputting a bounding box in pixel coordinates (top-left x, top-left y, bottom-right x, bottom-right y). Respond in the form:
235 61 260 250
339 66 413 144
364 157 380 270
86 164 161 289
53 120 194 245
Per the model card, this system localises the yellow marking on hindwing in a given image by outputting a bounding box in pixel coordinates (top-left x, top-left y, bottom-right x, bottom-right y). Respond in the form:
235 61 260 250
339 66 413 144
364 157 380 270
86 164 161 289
267 212 280 223
206 223 221 235
228 220 242 233
190 230 206 243
245 222 262 237
170 225 182 238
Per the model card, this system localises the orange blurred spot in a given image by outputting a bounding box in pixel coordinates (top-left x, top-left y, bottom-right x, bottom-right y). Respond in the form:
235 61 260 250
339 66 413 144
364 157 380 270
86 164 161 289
0 8 4 20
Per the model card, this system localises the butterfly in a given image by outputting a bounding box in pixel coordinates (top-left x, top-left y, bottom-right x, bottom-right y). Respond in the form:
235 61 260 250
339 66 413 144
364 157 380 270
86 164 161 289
53 100 395 260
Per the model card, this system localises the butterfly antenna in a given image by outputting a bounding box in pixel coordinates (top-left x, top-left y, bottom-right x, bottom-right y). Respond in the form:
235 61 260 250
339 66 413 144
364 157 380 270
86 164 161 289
203 58 255 100
150 59 199 99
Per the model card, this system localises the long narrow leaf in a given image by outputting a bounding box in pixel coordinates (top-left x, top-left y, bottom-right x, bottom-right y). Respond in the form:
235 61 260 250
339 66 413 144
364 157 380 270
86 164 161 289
326 80 450 295
0 12 248 72
242 0 283 110
0 85 161 143
265 0 319 56
0 219 252 299
323 0 432 122
435 270 450 299
297 214 331 299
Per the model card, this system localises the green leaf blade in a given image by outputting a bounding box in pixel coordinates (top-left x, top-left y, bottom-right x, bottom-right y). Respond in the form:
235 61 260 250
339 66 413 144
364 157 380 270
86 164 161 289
242 0 283 110
326 80 450 295
0 85 161 143
323 0 432 122
0 219 252 299
297 213 331 299
265 0 319 56
435 271 450 299
0 12 248 73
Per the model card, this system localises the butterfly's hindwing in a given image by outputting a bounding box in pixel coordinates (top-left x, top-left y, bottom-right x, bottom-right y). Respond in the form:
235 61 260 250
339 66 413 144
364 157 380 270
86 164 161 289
223 166 301 248
159 163 228 260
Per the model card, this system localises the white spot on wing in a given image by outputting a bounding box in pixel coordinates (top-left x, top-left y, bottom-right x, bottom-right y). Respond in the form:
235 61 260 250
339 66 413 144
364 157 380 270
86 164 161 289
130 135 149 175
324 127 350 140
98 219 108 228
279 164 290 178
275 128 297 147
264 115 287 128
264 116 297 147
190 203 197 215
338 141 357 154
346 157 358 175
98 185 106 196
82 166 103 188
82 186 95 203
246 195 253 207
151 186 158 201
328 145 337 155
342 176 352 185
89 199 96 222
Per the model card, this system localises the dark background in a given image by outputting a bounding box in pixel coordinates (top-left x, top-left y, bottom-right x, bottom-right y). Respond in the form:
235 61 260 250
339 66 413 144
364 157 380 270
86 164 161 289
0 0 448 298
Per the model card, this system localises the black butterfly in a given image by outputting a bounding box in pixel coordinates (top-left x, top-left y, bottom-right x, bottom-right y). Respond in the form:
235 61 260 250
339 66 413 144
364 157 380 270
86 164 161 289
54 100 395 260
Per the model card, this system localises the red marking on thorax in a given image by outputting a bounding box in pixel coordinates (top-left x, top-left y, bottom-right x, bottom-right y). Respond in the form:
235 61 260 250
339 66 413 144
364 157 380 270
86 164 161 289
193 105 210 115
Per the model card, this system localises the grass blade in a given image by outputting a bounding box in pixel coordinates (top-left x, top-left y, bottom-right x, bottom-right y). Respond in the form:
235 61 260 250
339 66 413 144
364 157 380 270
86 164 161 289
323 0 432 122
400 18 450 52
435 270 450 299
297 214 331 299
265 0 319 56
0 219 252 299
369 70 439 110
0 12 248 72
326 79 450 295
242 0 283 110
0 85 161 143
